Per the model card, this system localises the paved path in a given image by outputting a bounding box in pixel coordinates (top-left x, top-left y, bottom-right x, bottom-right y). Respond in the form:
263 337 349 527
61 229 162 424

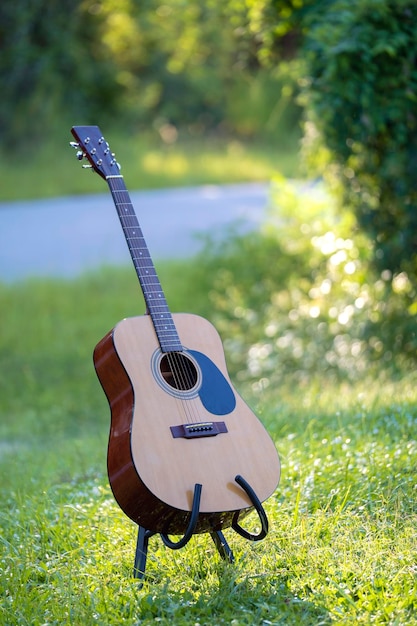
0 183 269 282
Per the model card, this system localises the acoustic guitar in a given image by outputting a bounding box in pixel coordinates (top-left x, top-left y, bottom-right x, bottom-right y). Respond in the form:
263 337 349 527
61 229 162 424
71 125 280 539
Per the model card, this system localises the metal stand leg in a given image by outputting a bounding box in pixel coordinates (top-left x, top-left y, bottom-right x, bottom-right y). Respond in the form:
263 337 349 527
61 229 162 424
133 527 235 580
210 530 234 563
133 526 156 580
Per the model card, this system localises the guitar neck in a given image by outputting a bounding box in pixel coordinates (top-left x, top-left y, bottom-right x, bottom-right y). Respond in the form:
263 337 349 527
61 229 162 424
106 175 182 353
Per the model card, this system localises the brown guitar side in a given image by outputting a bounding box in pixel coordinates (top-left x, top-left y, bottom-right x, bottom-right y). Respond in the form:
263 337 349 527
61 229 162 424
94 313 280 535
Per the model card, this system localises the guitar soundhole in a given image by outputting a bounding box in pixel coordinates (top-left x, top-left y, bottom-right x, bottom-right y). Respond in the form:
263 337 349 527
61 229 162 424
160 352 198 391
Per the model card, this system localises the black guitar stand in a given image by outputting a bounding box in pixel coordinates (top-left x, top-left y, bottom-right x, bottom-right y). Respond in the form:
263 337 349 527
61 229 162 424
133 474 269 581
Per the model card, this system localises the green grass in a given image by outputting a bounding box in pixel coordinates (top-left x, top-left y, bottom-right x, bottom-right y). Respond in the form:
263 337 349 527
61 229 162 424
0 131 300 202
1 268 417 625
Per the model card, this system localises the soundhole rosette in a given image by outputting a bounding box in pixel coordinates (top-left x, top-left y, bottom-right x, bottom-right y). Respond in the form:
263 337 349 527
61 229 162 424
151 349 202 399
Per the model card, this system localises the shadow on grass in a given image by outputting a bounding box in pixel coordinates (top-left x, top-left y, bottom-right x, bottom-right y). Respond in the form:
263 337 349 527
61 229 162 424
126 529 331 626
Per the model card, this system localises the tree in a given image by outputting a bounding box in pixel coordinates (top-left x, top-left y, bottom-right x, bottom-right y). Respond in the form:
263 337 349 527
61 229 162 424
241 0 417 279
302 0 417 278
0 0 301 150
0 0 119 148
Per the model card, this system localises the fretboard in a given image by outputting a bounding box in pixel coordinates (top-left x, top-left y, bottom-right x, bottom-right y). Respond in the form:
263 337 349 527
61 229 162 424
106 175 182 353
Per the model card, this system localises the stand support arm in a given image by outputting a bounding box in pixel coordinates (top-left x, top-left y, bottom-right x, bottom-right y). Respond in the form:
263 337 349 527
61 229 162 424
232 474 269 541
160 483 202 550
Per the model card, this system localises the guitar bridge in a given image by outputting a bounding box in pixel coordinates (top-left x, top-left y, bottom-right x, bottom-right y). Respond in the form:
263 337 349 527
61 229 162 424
170 421 228 439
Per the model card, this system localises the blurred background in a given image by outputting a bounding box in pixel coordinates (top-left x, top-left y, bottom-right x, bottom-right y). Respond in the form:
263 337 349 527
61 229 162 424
2 6 417 621
1 0 417 387
0 0 303 199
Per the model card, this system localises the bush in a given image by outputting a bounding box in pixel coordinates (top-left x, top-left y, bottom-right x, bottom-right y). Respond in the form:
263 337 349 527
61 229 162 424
301 0 417 278
193 178 417 388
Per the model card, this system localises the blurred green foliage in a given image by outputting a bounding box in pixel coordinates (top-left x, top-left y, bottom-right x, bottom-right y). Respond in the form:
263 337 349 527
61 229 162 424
187 178 417 387
301 0 417 280
0 0 301 149
236 1 417 283
3 0 415 284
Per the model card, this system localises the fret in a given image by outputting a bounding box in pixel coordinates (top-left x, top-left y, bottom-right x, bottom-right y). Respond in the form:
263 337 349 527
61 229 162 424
107 176 183 353
140 278 163 285
145 303 169 311
154 319 177 327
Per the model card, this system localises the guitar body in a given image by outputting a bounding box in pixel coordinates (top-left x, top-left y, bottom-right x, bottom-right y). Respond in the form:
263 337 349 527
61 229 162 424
94 313 280 534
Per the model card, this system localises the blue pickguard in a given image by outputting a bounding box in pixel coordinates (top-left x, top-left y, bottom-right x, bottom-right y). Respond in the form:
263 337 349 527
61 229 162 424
187 350 236 416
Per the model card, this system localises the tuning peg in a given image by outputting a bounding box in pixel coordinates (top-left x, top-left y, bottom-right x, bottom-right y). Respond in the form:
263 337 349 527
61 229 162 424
110 155 121 170
82 164 93 169
69 141 86 160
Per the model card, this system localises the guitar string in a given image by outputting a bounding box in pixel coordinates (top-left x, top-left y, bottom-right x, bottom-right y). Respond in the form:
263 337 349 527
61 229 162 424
133 218 202 424
121 194 199 417
111 182 194 412
116 199 196 400
111 179 203 426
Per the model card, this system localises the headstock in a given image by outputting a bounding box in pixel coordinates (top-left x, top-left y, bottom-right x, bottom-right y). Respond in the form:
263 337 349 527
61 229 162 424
70 125 121 179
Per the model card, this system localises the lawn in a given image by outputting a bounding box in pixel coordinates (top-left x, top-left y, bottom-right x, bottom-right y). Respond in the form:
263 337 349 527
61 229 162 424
1 268 416 625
